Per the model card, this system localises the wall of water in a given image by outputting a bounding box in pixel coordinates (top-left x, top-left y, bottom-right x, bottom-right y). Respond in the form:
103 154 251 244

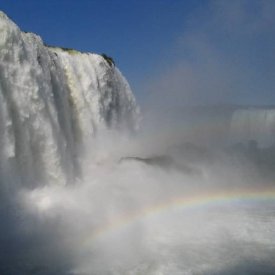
230 109 275 148
0 11 139 187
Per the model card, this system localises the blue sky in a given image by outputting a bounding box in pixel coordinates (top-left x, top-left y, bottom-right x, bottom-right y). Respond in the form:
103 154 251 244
0 1 203 98
1 0 275 106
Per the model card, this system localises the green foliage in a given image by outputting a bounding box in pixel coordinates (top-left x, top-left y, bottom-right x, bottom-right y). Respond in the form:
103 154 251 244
59 47 79 54
101 53 115 67
43 44 115 63
44 44 79 55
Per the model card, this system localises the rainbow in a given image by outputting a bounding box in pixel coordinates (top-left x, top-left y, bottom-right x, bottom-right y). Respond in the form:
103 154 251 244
83 187 275 245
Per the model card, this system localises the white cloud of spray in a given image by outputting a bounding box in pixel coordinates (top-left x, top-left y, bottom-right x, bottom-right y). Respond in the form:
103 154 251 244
143 0 275 108
9 128 275 275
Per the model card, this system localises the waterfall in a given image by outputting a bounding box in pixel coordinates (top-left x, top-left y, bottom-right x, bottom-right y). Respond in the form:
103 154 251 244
0 11 139 187
230 108 275 148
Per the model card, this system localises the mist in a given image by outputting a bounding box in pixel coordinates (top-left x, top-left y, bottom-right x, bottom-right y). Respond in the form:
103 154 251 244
1 1 275 275
142 0 275 108
2 126 274 274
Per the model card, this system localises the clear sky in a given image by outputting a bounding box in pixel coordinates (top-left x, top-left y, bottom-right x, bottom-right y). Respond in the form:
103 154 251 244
1 0 275 106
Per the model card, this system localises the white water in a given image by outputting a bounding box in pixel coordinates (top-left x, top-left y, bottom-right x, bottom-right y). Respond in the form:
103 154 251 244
1 11 275 275
0 11 139 187
230 109 275 148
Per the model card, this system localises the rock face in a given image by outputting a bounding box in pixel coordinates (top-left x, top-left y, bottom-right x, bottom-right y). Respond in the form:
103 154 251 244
0 11 139 186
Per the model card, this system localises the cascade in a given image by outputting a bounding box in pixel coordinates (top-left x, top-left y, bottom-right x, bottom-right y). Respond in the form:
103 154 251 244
0 11 139 187
230 108 275 148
